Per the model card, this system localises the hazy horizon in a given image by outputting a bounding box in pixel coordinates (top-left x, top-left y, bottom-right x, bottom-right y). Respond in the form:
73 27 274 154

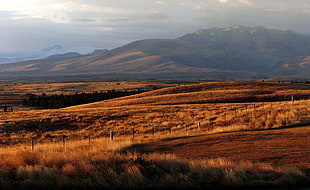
1 0 310 52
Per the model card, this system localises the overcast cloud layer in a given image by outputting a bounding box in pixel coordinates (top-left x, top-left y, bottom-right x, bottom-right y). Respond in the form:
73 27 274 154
1 0 310 52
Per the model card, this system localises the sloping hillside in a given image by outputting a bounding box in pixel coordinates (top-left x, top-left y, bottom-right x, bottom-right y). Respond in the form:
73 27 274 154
0 26 310 80
66 81 310 109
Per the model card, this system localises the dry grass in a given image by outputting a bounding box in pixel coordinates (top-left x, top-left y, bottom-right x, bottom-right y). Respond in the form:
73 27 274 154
72 81 310 107
0 138 308 190
1 99 308 145
125 125 310 170
0 81 309 144
0 81 309 189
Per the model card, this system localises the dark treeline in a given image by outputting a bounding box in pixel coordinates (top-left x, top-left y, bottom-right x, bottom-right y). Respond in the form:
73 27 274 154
23 89 148 109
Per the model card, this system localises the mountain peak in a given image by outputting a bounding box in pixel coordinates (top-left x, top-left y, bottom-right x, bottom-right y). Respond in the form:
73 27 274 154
41 45 63 53
230 25 243 29
181 25 303 42
194 29 205 35
48 52 82 59
1 26 310 80
193 25 257 35
223 25 266 32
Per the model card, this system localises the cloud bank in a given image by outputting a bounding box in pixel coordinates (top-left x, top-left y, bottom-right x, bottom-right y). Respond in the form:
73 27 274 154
0 0 309 51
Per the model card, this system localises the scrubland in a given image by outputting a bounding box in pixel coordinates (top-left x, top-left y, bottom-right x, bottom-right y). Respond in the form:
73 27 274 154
0 81 309 189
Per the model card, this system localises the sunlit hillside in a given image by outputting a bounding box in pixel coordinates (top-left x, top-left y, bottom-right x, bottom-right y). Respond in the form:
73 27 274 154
0 81 309 189
0 81 309 143
68 81 310 108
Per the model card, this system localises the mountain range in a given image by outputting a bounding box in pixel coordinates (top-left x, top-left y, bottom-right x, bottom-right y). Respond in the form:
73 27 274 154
1 25 310 81
0 45 69 64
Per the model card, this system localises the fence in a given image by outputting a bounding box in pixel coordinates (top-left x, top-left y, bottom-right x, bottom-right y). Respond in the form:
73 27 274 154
0 99 309 152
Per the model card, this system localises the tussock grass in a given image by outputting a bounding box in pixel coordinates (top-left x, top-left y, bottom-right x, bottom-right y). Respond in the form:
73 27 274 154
0 139 309 190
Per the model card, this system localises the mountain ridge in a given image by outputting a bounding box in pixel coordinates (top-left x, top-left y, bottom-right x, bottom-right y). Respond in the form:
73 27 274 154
0 25 310 81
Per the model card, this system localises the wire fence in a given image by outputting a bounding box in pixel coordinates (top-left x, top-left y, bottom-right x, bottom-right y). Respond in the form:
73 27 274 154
0 99 309 152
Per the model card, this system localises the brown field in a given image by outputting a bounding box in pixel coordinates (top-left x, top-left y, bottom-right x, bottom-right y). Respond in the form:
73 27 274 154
0 80 309 189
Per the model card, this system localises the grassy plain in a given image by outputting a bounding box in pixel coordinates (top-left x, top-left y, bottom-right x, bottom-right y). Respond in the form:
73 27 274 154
0 80 309 189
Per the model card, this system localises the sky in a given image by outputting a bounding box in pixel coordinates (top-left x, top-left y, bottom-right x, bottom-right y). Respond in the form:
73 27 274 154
1 0 310 53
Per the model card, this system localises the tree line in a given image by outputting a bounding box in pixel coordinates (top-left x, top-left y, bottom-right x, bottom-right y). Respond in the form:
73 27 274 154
23 89 148 109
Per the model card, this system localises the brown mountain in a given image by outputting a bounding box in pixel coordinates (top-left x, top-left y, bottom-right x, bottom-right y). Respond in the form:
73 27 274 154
0 25 310 81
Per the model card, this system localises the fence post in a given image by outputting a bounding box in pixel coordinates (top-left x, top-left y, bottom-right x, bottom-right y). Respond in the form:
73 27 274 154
197 121 201 130
132 128 135 139
110 130 114 141
62 136 67 152
31 138 35 151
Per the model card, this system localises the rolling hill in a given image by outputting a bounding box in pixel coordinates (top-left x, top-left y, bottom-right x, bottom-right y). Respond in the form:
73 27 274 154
1 25 310 81
0 81 310 189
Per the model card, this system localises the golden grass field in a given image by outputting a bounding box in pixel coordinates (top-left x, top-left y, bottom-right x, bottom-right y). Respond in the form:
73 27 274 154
0 80 309 189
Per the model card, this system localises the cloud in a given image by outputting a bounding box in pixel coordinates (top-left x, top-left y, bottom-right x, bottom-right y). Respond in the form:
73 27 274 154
264 8 287 13
302 9 310 14
144 11 168 20
0 0 71 23
218 0 251 5
218 0 230 3
156 1 166 5
1 0 310 52
194 5 208 11
238 0 251 5
0 0 130 24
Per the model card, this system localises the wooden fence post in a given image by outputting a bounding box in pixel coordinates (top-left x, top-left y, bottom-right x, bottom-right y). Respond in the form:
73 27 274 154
31 138 35 151
132 128 135 139
110 130 114 141
197 121 201 130
62 136 67 152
